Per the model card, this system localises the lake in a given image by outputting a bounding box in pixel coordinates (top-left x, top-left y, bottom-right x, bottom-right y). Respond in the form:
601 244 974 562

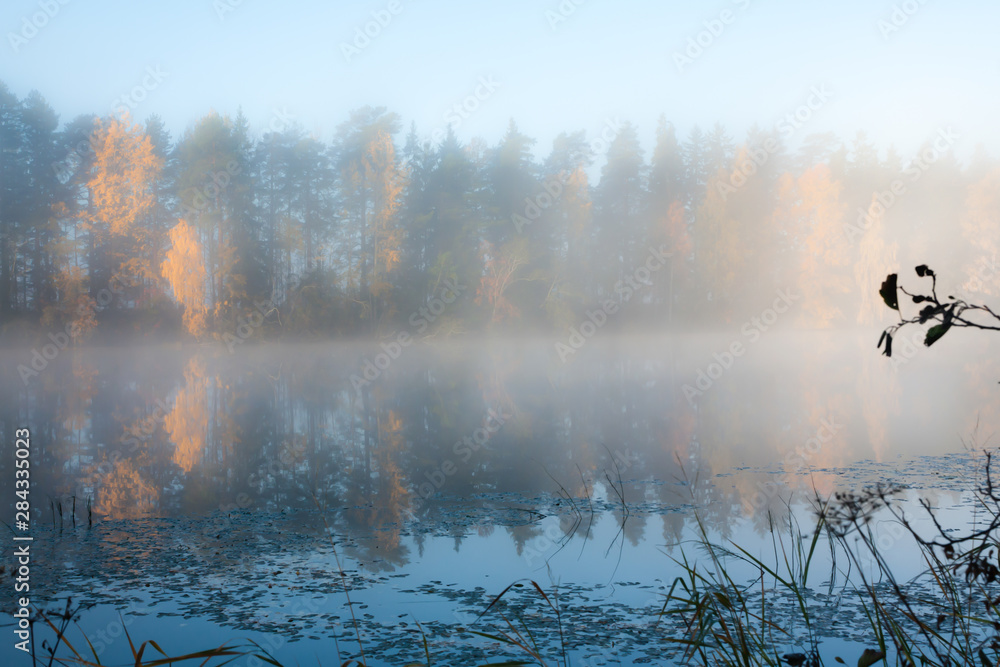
1 331 997 665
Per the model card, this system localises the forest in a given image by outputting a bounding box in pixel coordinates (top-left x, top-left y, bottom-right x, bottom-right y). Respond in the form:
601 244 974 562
1 79 997 344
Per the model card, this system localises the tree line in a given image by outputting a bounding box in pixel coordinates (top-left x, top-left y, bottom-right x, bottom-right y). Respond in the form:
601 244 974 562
1 79 997 342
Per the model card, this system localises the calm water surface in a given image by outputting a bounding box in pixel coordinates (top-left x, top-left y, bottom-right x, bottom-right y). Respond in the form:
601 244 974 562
1 332 996 664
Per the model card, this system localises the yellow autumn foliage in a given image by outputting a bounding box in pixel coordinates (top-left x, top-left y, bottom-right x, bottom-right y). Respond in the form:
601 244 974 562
88 114 161 237
87 114 162 290
161 219 209 336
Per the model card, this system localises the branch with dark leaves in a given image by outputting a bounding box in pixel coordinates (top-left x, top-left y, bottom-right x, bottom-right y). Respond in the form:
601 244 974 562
878 264 1000 358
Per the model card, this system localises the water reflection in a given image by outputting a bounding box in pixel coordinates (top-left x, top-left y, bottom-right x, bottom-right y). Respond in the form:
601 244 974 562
3 333 996 664
1 331 998 551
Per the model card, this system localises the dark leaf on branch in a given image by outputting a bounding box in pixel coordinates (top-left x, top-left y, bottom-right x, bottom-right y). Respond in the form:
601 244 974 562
925 322 951 347
918 304 946 324
912 295 927 303
879 274 898 310
915 264 934 277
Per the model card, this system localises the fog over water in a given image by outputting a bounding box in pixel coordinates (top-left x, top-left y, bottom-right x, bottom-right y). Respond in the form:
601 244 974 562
1 331 995 663
3 0 1000 664
2 330 994 527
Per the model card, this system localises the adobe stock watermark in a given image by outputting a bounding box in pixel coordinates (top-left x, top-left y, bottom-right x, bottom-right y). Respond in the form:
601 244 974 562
17 323 83 384
349 278 466 392
178 160 242 219
53 69 173 182
340 0 405 63
673 0 753 73
243 598 324 667
221 293 281 352
512 173 568 233
775 84 832 139
184 441 306 571
111 65 168 117
409 407 513 515
53 136 96 184
7 0 72 53
17 279 130 384
886 327 935 372
959 254 999 300
747 416 845 512
53 79 268 187
213 0 246 21
683 289 799 405
546 0 588 31
555 245 672 362
513 117 623 234
224 259 319 352
259 106 296 135
717 84 832 201
429 76 501 146
81 599 150 657
522 447 640 567
196 440 310 544
73 395 173 502
877 0 929 40
843 126 959 245
183 438 306 556
120 398 172 454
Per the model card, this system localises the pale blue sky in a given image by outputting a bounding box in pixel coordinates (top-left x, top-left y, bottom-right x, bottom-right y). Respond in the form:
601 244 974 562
2 0 997 163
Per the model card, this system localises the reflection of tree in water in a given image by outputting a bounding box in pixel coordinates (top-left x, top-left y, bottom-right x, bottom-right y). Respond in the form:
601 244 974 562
610 482 647 548
345 407 409 548
477 344 523 423
166 358 211 473
53 358 99 498
506 520 545 559
93 458 159 518
73 350 185 519
64 358 97 436
4 335 993 563
336 387 411 571
163 355 247 517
